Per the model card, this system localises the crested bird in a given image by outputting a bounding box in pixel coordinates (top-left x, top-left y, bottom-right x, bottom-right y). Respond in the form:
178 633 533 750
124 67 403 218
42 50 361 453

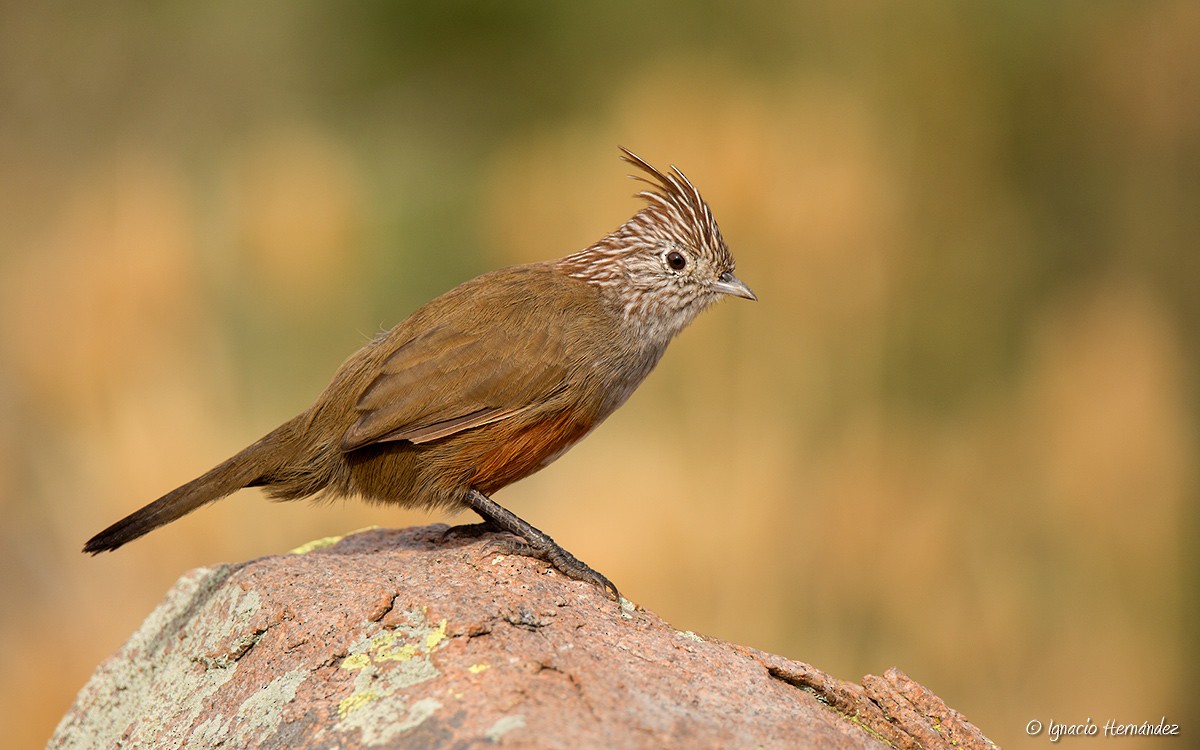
84 147 755 598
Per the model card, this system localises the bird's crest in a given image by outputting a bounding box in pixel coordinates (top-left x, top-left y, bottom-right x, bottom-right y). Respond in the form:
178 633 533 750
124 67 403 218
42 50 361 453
618 146 725 256
555 148 734 293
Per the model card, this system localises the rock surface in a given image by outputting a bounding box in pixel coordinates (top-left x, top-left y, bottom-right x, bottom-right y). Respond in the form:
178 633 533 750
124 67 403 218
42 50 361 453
51 526 996 749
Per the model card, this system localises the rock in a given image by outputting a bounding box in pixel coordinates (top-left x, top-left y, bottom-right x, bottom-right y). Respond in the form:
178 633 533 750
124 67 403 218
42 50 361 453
50 526 997 749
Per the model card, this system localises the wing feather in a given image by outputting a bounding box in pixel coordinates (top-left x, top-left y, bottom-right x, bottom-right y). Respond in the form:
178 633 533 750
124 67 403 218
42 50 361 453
337 268 578 453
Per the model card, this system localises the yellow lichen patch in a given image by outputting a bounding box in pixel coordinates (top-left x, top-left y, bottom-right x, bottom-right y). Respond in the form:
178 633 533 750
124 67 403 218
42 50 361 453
332 610 451 740
289 526 381 554
424 619 448 651
289 534 345 554
467 663 490 674
375 641 420 663
363 631 416 662
340 653 371 670
345 621 448 667
338 689 380 717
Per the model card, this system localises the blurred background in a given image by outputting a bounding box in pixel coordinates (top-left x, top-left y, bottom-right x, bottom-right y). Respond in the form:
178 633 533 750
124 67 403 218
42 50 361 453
2 2 1196 747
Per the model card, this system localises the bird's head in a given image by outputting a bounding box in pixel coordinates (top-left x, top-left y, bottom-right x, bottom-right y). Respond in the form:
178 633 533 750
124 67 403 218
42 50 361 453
559 148 755 342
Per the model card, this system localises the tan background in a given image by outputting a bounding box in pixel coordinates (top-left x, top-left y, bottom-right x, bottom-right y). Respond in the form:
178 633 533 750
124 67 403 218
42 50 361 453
2 3 1196 748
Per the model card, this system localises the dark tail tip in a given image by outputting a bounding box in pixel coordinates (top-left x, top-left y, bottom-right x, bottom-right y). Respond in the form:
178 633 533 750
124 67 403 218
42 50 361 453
83 515 148 554
81 425 287 556
82 474 234 555
83 539 114 555
83 534 121 554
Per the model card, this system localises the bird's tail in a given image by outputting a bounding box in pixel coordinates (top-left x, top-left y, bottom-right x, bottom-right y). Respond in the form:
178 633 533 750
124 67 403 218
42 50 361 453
83 426 292 554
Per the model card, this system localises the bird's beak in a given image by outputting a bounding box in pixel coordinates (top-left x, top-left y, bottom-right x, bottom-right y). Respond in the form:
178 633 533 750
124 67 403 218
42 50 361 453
713 271 757 301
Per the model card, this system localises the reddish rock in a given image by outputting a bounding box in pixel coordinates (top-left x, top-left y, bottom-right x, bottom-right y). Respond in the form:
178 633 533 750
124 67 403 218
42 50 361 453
50 526 996 749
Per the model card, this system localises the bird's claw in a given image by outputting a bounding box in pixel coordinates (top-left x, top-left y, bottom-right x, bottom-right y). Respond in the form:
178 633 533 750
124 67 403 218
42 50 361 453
483 534 620 600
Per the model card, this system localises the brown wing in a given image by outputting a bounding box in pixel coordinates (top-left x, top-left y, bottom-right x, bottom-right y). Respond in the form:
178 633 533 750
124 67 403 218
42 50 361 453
338 272 575 453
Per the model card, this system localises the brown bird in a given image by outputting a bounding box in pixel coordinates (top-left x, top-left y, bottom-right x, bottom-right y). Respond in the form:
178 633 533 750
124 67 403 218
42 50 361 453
84 148 755 598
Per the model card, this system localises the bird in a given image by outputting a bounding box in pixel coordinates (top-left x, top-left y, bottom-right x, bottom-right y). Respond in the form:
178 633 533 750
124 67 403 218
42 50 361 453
84 147 755 599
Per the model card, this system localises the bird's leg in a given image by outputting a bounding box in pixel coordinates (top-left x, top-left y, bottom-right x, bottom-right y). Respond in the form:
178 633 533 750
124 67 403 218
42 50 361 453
462 489 619 600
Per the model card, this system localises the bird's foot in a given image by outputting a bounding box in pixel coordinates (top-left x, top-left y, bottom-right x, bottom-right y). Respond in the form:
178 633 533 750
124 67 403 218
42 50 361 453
484 534 619 599
462 489 620 600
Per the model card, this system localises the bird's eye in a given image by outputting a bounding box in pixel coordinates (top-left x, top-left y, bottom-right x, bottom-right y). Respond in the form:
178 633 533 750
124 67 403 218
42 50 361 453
665 250 687 271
